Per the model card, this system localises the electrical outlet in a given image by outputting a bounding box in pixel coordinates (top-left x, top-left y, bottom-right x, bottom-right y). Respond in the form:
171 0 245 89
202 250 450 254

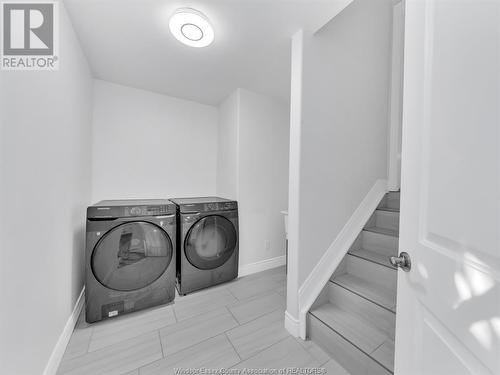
265 240 270 251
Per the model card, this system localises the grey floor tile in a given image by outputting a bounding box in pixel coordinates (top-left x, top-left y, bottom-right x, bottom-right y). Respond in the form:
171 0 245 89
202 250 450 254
241 266 286 282
75 308 91 329
61 326 93 361
275 282 287 296
175 280 235 299
296 338 331 366
267 269 287 283
228 276 282 300
89 305 176 352
174 288 237 322
140 335 240 375
323 359 351 375
226 309 288 359
228 292 285 324
233 337 319 369
159 307 238 356
57 331 162 375
58 267 289 374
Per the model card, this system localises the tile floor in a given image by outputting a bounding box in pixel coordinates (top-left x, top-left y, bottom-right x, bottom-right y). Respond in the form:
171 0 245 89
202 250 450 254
57 266 349 375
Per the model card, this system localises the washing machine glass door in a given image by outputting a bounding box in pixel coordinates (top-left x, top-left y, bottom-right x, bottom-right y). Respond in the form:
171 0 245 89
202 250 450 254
185 215 237 270
92 221 173 291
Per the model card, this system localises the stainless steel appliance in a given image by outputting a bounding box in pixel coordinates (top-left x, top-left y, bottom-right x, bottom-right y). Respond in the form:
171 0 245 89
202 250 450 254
170 197 239 295
85 199 176 323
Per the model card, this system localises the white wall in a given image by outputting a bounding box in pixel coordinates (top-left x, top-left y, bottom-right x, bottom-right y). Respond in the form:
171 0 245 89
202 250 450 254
0 4 93 375
287 0 393 320
217 89 290 270
91 80 218 201
238 89 290 266
216 91 239 200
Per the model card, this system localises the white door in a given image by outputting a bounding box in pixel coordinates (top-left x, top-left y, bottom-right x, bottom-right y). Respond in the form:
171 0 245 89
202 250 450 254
395 1 500 375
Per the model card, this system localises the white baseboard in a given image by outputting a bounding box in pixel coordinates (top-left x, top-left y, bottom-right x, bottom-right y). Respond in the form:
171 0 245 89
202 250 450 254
297 179 388 338
284 310 301 337
239 255 286 277
43 287 85 375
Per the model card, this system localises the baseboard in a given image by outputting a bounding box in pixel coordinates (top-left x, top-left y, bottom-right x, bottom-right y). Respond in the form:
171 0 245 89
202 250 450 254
239 255 286 277
43 287 85 375
284 310 301 337
297 179 388 338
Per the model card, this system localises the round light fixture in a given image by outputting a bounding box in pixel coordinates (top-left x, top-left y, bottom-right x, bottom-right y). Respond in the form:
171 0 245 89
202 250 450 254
169 8 214 48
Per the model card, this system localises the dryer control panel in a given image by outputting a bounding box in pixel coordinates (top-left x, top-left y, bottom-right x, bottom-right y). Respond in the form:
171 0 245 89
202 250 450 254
170 197 238 214
203 201 237 212
87 199 176 219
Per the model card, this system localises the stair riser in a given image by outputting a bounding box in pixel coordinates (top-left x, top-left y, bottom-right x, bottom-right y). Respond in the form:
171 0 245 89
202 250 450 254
308 314 392 375
362 231 398 256
377 192 400 211
374 210 399 232
344 254 397 292
328 282 395 340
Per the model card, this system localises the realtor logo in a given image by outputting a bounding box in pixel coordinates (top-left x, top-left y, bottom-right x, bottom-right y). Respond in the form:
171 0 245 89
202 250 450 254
1 1 59 70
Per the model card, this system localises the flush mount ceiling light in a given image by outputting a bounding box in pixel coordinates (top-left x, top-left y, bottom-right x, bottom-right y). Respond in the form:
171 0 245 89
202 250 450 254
169 8 214 48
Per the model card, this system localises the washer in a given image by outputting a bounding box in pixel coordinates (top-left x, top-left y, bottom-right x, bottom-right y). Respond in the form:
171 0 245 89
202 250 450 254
170 197 239 295
85 199 176 323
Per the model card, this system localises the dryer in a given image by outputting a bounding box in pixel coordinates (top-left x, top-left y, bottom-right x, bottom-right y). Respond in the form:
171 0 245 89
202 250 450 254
85 199 176 323
170 197 239 295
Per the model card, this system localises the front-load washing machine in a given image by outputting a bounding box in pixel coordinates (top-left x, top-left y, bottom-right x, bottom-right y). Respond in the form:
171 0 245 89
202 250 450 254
85 199 176 323
170 197 239 295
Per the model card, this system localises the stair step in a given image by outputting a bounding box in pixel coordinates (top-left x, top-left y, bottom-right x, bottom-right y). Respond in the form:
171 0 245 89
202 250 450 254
363 226 399 237
360 231 398 256
308 283 395 373
372 340 395 373
308 313 392 375
377 192 400 212
337 254 397 292
327 282 395 341
348 248 397 270
306 192 400 374
376 206 399 213
311 303 382 353
309 285 395 374
368 210 400 232
331 274 396 313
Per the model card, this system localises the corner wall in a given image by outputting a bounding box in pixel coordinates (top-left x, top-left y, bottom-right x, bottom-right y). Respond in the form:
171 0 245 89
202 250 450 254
91 80 219 202
286 0 393 324
0 4 93 374
217 89 290 272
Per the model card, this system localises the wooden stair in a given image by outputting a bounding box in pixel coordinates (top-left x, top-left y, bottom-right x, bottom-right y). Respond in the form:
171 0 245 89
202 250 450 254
308 192 400 374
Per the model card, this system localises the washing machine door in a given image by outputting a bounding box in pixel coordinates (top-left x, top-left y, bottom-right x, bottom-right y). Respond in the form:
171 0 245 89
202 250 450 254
91 221 173 291
184 215 237 270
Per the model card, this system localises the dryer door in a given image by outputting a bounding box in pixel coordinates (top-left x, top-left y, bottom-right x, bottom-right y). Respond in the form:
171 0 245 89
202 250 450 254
184 215 237 270
91 221 173 291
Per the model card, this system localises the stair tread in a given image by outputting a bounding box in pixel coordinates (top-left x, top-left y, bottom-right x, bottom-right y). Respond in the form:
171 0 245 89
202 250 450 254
376 206 400 213
348 249 397 270
308 313 393 375
372 340 395 373
375 208 400 216
377 192 400 212
363 226 399 237
310 302 394 355
332 274 396 313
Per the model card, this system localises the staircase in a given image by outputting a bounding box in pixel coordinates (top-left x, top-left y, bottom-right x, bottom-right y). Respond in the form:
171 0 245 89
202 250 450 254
308 192 400 375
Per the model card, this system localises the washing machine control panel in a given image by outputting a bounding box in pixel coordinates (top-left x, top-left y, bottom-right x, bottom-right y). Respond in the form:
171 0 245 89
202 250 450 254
203 201 237 212
127 205 171 216
88 201 176 219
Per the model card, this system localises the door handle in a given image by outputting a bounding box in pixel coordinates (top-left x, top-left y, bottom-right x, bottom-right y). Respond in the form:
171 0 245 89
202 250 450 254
390 252 411 272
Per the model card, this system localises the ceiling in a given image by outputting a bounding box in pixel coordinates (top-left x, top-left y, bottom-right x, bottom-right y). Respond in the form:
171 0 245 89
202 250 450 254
64 0 351 106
